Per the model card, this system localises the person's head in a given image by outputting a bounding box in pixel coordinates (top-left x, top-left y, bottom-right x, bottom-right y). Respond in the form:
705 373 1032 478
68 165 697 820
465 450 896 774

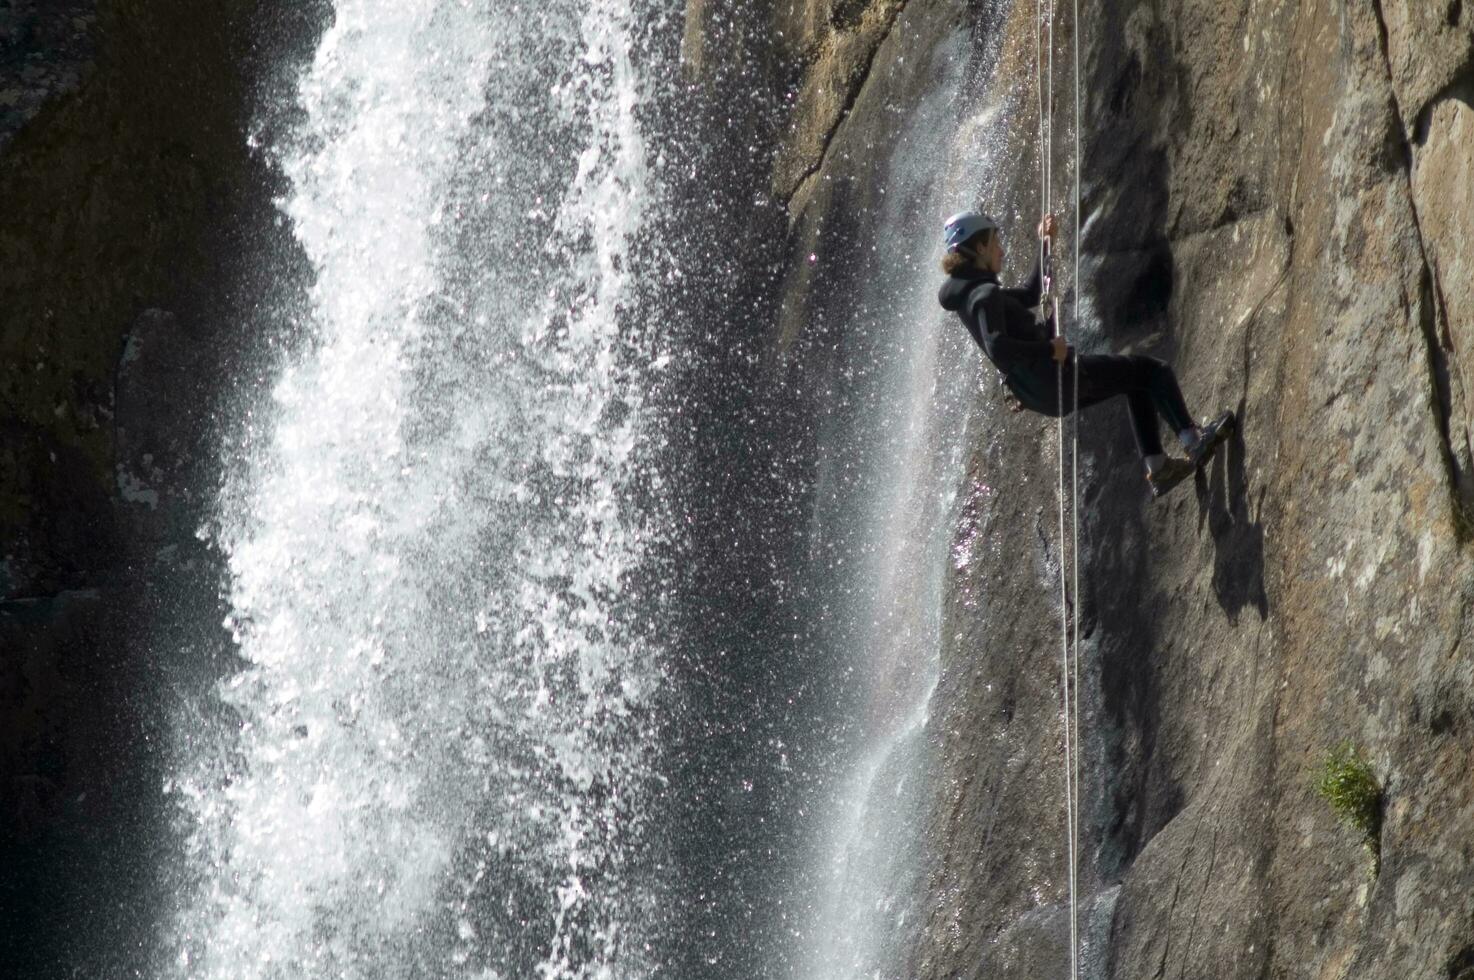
940 210 1003 275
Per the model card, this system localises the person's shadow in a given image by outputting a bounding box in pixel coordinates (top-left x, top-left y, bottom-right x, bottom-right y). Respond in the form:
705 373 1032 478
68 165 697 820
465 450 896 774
1194 396 1268 622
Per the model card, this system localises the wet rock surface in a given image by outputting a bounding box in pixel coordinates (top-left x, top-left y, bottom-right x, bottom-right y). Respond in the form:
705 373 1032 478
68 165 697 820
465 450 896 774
719 0 1474 975
0 0 98 149
0 1 324 975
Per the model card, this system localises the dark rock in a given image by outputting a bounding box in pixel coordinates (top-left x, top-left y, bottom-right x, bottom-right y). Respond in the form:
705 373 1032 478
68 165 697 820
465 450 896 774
114 307 212 545
0 0 324 974
0 0 99 149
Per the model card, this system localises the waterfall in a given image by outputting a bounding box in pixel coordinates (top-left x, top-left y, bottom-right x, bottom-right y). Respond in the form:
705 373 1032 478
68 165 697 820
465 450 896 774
162 2 675 977
795 25 1015 979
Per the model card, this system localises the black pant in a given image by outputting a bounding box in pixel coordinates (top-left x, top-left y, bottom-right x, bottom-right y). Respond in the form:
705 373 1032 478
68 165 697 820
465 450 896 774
1006 354 1195 459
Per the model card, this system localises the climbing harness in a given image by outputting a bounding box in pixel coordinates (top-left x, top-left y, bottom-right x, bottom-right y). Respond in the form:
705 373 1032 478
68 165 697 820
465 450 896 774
1040 0 1084 973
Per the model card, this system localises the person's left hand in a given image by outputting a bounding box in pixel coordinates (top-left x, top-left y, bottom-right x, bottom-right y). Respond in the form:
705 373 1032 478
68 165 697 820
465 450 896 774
1050 335 1071 363
1038 213 1057 244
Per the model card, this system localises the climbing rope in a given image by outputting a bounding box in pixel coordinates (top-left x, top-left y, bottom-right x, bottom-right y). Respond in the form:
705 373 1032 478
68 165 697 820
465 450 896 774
1069 0 1084 970
1073 0 1084 972
1040 0 1083 975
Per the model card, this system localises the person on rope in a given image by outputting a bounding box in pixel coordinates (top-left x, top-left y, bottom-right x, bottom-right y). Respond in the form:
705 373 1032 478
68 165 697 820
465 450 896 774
937 210 1233 497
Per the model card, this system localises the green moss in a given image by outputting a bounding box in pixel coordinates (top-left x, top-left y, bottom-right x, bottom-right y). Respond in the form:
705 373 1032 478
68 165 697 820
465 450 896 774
1315 740 1383 874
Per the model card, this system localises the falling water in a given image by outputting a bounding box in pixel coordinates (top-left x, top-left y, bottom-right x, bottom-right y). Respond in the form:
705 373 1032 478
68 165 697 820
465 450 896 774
796 24 1016 980
163 2 675 977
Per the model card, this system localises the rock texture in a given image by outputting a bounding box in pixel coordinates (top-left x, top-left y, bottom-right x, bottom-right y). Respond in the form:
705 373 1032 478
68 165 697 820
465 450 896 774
0 2 323 975
0 0 99 149
688 0 1474 976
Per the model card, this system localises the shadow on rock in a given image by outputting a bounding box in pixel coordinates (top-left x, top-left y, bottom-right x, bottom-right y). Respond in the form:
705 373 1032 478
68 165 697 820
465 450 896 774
1196 397 1268 623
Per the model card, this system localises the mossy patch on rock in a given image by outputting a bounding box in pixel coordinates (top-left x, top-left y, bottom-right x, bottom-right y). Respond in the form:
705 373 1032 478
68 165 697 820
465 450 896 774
1316 741 1383 873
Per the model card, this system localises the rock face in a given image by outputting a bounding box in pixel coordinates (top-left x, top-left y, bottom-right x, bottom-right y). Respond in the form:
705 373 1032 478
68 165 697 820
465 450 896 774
0 1 323 975
687 0 1474 976
0 0 99 150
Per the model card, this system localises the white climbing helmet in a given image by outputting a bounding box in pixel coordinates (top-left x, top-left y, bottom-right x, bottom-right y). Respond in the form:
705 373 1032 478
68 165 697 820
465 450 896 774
942 210 999 253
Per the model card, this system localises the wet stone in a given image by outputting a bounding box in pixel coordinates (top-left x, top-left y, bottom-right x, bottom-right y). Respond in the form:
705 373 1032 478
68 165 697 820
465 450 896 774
0 0 99 149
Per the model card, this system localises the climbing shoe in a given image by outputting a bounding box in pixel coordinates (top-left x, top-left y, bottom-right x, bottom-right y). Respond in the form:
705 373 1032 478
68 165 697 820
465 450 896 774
1147 456 1198 499
1185 410 1237 467
1150 411 1237 499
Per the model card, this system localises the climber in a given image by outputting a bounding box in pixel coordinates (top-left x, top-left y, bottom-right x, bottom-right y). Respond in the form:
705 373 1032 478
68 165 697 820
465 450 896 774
937 210 1234 498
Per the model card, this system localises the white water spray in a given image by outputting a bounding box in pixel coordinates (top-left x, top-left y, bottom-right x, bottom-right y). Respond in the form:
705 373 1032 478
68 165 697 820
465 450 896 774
798 26 1017 979
164 2 673 977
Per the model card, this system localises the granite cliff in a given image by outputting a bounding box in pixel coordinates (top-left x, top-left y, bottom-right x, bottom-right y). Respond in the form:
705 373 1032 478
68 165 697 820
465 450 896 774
690 0 1474 975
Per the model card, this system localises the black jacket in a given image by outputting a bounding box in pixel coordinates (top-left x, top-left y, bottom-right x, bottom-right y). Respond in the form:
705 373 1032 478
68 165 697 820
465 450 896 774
937 262 1054 376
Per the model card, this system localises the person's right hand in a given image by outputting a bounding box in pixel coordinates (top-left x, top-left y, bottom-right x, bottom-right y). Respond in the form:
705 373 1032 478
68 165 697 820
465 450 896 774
1051 335 1071 363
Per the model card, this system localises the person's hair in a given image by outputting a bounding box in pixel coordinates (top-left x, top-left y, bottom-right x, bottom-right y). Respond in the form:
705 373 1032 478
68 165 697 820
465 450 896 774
940 228 992 274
